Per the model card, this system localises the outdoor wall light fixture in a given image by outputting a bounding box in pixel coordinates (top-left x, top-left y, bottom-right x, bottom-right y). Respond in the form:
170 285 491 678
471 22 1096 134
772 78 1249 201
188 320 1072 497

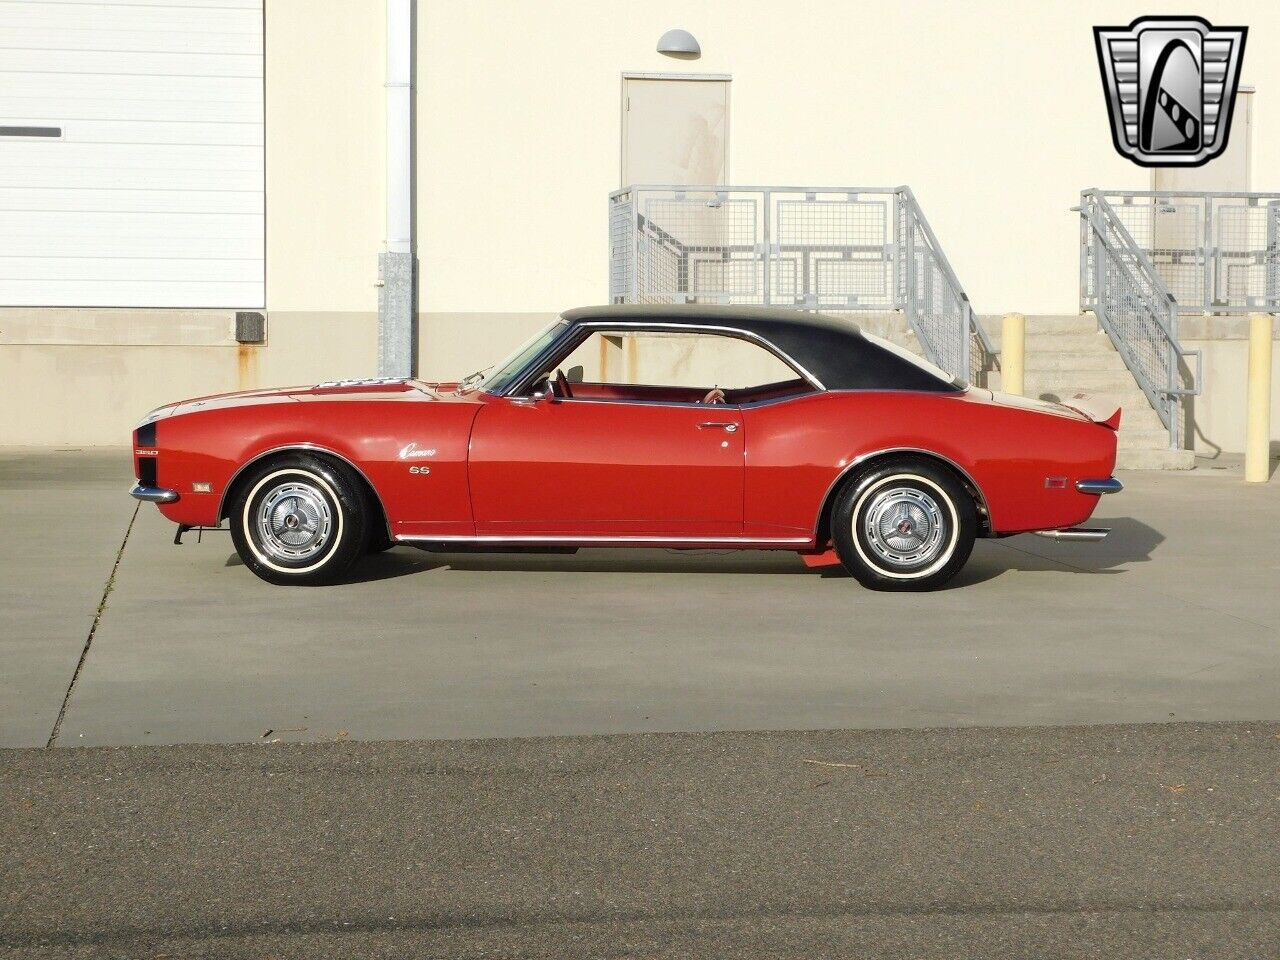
656 29 701 59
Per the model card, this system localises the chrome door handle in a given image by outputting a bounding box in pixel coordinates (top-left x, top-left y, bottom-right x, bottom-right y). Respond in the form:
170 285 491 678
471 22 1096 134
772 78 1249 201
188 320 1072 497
698 421 738 432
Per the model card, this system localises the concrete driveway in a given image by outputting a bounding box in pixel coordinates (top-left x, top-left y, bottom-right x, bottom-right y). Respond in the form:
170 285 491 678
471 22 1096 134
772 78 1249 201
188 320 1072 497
3 449 1279 748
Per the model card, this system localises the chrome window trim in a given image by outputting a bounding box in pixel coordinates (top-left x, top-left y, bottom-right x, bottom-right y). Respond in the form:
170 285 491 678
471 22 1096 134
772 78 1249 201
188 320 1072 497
217 443 393 541
497 320 827 399
507 390 810 413
813 447 991 536
476 318 569 396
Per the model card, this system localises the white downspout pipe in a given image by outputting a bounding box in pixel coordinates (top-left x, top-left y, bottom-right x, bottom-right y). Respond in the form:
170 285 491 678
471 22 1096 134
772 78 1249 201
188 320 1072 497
378 0 415 377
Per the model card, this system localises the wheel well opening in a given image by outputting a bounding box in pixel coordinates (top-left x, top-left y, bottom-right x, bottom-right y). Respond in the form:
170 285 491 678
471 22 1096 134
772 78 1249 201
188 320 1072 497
218 449 391 540
816 452 990 543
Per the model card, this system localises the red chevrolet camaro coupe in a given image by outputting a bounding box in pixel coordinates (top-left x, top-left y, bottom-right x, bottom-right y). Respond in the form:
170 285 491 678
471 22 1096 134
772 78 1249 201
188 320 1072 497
130 305 1122 590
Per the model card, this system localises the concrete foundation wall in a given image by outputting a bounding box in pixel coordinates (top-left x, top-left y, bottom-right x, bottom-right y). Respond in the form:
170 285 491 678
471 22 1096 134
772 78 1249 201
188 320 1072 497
3 309 1277 454
1184 336 1280 457
0 312 377 446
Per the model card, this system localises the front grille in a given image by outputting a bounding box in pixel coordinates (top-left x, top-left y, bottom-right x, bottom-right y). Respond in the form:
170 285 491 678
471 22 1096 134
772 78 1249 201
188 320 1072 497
138 456 157 487
136 421 157 447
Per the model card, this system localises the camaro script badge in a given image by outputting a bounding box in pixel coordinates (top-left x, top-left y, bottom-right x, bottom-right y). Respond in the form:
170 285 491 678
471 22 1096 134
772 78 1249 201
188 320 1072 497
1093 16 1247 167
398 442 436 459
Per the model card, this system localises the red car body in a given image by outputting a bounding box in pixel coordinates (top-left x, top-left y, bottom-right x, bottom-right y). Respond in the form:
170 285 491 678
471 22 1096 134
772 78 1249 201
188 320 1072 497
132 306 1120 571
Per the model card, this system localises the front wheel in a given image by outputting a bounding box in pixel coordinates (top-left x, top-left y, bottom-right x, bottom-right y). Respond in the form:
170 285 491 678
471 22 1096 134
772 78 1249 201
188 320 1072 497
228 453 370 586
831 459 977 591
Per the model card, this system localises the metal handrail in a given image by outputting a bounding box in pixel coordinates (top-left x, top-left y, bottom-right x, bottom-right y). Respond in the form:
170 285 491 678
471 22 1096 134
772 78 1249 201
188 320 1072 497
1079 190 1202 449
608 184 994 385
1080 188 1280 315
897 185 996 382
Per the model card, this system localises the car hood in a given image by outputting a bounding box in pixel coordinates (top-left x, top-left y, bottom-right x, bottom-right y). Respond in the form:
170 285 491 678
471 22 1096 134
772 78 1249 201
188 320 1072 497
141 378 470 423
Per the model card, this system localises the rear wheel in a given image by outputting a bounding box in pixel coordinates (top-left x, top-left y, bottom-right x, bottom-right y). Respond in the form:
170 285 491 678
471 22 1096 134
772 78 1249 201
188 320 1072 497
228 453 370 586
831 458 976 591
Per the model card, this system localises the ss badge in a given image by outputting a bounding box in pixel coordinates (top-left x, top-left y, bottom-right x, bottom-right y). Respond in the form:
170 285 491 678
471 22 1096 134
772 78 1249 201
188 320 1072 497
408 466 431 475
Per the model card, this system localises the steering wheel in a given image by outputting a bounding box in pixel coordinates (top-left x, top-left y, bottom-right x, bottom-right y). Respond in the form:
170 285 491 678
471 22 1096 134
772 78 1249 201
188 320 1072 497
554 368 573 400
702 387 726 405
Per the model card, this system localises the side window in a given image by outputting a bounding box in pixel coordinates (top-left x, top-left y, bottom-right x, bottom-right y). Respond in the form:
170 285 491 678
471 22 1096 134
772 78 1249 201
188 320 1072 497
556 330 803 393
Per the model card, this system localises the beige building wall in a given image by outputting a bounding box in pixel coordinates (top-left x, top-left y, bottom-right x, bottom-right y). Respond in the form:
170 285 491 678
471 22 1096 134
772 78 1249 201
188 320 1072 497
0 0 384 446
1184 331 1280 458
2 0 1279 454
416 0 1280 320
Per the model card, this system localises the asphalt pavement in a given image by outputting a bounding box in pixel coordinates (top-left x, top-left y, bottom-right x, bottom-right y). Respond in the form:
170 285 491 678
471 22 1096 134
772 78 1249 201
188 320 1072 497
3 723 1279 959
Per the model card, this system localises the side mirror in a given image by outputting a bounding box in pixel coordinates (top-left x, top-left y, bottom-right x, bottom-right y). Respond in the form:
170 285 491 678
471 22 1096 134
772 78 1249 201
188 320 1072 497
527 377 553 402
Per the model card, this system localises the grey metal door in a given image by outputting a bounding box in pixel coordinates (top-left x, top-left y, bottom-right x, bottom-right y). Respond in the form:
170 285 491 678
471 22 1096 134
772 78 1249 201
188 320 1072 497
621 75 730 187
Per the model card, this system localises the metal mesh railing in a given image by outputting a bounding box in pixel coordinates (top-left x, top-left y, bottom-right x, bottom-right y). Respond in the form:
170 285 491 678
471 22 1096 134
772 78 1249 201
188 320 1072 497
1079 191 1202 448
898 188 994 387
609 185 994 384
1081 190 1280 314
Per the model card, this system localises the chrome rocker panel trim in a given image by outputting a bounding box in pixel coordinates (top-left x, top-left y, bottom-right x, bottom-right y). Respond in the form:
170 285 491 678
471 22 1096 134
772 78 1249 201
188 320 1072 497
130 483 179 504
1075 477 1123 495
396 534 815 548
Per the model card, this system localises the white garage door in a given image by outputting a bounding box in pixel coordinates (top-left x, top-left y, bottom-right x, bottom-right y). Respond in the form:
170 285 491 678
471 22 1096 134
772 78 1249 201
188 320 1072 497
0 0 264 308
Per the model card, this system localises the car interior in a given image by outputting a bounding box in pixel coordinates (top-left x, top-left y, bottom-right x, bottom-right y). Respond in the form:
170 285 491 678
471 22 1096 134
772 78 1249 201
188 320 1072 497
541 373 814 405
526 329 819 407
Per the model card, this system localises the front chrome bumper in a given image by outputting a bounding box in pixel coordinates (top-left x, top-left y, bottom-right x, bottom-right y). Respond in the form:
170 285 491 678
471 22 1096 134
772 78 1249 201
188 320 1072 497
1075 477 1123 495
130 483 179 504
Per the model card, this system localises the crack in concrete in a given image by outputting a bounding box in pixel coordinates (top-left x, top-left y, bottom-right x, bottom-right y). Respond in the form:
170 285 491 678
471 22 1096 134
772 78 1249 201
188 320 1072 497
45 504 139 749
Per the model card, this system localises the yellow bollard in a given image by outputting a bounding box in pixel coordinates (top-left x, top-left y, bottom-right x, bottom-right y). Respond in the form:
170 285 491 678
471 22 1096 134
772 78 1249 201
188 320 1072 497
1245 312 1274 483
1002 313 1026 396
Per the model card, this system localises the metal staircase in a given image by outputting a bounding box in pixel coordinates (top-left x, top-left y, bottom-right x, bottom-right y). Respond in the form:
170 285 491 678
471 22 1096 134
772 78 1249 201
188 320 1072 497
609 185 995 386
1077 189 1280 466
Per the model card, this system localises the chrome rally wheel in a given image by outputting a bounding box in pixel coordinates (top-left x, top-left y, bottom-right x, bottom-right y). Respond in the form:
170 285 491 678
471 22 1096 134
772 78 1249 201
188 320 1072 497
228 453 371 586
831 458 977 592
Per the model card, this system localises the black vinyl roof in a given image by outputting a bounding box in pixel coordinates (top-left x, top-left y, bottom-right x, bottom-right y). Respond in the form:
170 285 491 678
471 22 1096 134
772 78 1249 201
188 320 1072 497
560 305 962 393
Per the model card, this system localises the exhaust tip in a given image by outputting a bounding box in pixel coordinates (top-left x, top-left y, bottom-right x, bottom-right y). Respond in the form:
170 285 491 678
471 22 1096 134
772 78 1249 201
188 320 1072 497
1033 527 1110 542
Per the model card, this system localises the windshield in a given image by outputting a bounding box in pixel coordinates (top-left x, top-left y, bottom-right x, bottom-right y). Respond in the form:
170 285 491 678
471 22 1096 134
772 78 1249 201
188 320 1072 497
860 329 965 389
471 320 567 394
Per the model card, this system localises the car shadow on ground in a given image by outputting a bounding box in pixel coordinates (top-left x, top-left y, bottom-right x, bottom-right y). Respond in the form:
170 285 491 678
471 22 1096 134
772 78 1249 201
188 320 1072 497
225 548 814 581
222 517 1163 586
946 517 1164 588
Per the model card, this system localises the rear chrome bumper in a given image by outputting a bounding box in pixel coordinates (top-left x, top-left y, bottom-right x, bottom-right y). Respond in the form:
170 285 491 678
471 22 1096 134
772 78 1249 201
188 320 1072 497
130 483 179 504
1075 477 1123 495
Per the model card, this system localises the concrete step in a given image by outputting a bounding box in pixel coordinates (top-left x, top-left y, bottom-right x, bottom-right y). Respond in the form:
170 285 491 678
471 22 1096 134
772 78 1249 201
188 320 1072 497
1024 333 1116 352
1119 413 1171 435
1025 316 1102 334
1025 371 1142 393
1118 431 1176 450
1025 352 1128 372
1117 417 1172 437
1116 446 1195 470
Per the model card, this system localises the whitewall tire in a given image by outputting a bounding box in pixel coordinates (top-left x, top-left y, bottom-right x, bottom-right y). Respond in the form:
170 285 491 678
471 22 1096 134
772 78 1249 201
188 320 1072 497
228 453 370 586
831 458 977 591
